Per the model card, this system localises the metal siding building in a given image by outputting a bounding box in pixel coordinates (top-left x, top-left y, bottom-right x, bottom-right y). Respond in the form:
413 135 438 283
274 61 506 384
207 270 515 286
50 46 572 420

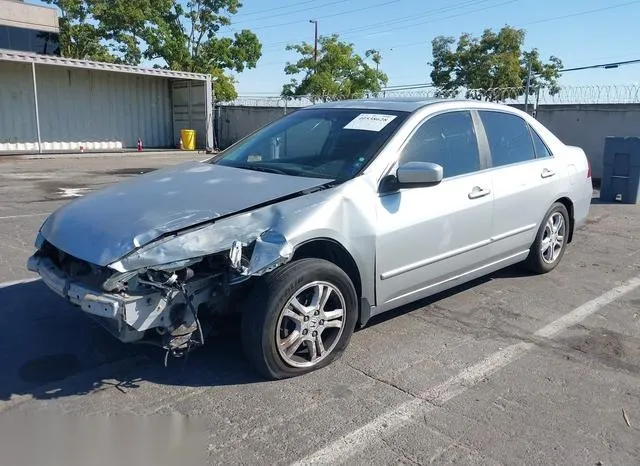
0 50 214 153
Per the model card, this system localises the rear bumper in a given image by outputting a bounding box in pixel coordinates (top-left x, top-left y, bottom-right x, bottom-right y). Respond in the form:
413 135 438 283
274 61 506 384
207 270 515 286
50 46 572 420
574 178 594 229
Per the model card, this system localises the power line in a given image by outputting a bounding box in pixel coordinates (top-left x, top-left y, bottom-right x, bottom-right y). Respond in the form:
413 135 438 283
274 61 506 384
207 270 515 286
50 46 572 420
232 0 322 19
232 0 345 26
256 1 502 66
560 58 640 73
369 0 640 54
382 83 434 90
252 0 640 78
259 0 517 58
329 0 497 37
244 0 403 32
334 0 518 40
259 0 497 50
385 59 640 90
516 0 640 28
258 0 640 54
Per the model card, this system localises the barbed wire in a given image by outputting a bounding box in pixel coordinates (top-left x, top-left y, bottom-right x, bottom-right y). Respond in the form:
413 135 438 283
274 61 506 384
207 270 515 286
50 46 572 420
382 84 640 104
219 84 640 107
218 96 315 108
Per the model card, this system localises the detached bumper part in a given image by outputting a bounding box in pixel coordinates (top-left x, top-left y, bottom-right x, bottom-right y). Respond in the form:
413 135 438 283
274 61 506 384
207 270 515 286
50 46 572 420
27 255 163 343
28 255 119 319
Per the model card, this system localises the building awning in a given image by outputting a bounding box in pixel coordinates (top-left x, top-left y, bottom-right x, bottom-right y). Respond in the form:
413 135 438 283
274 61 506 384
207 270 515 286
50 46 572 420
0 48 209 81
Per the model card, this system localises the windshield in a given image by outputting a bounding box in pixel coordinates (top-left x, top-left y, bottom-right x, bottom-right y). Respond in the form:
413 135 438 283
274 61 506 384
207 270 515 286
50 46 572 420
210 107 409 181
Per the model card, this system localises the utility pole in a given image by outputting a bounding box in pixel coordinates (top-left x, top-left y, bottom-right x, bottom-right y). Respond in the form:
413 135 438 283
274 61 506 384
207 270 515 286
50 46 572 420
524 59 532 114
309 19 318 65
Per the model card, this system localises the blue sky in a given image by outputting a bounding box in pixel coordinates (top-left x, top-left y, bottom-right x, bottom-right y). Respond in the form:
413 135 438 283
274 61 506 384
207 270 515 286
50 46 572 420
36 0 640 94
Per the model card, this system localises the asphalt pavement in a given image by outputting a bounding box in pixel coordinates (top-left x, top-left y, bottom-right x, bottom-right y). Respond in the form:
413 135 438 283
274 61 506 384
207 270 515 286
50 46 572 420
0 153 638 465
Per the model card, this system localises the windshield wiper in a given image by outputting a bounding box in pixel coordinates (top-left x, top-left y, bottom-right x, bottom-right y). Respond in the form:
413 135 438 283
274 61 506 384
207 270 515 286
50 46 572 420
233 164 291 176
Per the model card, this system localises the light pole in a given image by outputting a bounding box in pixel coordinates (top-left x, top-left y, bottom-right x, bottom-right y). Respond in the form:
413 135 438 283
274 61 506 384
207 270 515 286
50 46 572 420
309 19 318 65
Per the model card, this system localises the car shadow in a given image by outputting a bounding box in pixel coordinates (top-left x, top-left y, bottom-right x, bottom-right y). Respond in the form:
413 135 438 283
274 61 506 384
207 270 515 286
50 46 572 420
0 280 264 404
0 265 533 402
362 265 531 328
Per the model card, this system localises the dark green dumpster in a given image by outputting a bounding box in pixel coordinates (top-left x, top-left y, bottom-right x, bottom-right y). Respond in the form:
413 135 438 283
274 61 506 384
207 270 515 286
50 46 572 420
600 137 640 204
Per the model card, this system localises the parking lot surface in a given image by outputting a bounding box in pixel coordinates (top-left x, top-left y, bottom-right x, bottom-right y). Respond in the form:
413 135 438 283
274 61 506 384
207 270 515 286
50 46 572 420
0 153 639 465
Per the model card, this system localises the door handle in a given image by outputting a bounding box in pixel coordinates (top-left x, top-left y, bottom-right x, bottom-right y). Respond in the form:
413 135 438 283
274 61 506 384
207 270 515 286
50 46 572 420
541 168 555 178
468 186 491 199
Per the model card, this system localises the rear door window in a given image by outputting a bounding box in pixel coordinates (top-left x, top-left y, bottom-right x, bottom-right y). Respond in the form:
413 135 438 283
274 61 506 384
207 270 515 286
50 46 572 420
400 110 480 178
479 111 536 167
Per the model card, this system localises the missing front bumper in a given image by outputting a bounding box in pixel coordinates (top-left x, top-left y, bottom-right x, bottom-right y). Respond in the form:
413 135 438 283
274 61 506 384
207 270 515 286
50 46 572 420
27 255 211 348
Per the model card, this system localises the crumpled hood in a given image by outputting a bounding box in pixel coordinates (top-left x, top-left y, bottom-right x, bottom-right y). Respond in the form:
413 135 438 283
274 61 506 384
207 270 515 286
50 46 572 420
39 161 332 267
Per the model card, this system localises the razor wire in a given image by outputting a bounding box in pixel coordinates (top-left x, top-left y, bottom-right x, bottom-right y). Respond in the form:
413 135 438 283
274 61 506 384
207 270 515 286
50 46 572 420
221 84 640 107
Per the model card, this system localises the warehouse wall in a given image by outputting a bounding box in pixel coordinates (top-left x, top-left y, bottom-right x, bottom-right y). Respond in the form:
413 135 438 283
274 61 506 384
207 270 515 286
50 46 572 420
0 61 37 146
0 61 174 151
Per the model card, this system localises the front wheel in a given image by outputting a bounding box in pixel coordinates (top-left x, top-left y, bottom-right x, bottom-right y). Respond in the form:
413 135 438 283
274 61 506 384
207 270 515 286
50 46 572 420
240 258 358 380
524 202 570 274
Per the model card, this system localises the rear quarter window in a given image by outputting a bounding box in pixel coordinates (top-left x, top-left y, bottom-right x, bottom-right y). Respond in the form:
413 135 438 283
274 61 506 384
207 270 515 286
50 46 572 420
529 126 553 158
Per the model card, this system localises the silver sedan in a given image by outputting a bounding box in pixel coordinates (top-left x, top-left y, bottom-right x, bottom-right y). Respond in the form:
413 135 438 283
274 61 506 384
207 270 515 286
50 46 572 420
27 98 593 379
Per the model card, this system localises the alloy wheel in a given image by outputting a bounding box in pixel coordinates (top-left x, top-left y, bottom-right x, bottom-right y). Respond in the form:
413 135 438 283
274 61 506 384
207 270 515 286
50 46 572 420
275 281 346 368
540 212 566 264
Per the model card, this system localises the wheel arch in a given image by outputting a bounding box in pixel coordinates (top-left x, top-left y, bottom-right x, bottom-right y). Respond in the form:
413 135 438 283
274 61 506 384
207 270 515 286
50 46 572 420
291 238 370 327
554 196 575 243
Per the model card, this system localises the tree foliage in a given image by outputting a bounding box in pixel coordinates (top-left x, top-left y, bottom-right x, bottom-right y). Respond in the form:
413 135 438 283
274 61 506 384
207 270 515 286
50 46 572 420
43 0 262 101
46 0 114 61
282 35 388 102
429 26 563 101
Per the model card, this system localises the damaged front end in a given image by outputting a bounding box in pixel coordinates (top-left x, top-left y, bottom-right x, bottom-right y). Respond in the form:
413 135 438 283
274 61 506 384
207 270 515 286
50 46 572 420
27 228 294 362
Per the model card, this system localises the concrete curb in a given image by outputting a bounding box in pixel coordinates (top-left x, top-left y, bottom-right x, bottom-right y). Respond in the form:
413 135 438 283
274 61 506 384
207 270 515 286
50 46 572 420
0 150 217 161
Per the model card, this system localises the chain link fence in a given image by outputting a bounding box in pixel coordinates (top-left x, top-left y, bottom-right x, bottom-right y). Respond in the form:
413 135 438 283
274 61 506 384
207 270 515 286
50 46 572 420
220 84 640 107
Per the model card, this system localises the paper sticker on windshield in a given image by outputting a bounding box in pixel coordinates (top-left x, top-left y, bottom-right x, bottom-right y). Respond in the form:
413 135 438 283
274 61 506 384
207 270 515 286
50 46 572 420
344 113 397 132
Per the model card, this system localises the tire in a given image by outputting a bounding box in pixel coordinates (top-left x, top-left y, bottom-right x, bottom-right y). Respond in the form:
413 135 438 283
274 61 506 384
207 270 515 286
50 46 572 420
240 258 358 380
524 202 570 274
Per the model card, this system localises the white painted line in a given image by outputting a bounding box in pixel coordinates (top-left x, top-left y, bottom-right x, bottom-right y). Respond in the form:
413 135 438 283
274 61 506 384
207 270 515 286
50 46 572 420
0 213 48 220
420 341 533 405
534 276 640 339
58 187 91 198
294 275 640 465
0 277 40 289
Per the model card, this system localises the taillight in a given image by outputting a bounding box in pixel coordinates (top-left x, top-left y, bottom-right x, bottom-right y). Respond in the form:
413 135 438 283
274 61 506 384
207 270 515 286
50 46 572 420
586 158 591 178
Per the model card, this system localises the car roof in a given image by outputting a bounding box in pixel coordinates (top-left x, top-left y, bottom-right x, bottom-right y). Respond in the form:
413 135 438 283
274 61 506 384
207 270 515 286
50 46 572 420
301 97 515 114
307 97 445 112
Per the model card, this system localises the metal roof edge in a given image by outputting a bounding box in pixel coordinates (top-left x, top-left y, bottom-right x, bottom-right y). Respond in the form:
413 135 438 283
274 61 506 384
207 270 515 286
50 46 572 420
0 49 210 81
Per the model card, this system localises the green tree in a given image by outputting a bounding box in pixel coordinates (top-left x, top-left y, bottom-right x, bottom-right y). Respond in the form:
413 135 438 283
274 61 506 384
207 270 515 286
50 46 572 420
429 26 563 101
44 0 262 101
44 0 114 61
282 35 388 102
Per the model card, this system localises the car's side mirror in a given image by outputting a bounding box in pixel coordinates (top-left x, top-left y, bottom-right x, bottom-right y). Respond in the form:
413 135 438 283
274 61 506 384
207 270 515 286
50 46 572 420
396 161 444 186
379 161 444 193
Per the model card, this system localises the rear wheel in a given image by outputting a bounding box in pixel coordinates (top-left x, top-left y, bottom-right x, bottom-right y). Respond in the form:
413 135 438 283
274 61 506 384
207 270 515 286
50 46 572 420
524 202 570 274
241 258 358 380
